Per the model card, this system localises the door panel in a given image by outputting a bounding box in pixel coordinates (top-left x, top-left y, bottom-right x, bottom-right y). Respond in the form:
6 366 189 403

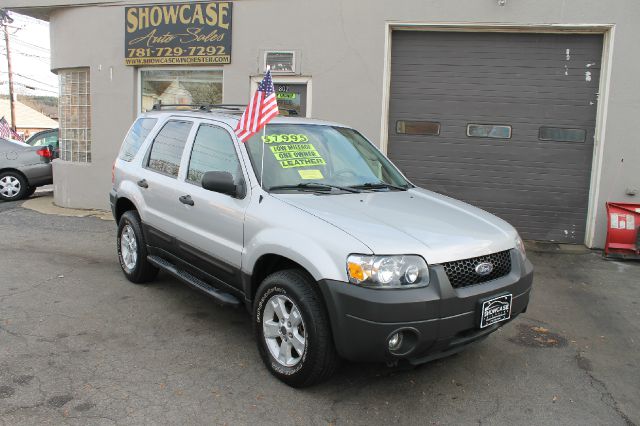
172 122 249 290
138 119 194 256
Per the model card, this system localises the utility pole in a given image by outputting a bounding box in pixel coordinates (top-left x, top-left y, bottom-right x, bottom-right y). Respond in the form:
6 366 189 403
1 10 16 132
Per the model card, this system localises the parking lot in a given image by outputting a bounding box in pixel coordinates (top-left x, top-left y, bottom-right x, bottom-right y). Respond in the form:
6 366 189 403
1 193 639 425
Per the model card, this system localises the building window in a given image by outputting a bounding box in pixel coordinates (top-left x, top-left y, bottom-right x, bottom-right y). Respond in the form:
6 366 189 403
538 127 586 143
396 120 441 136
466 124 512 139
265 51 295 73
59 68 91 162
140 69 223 112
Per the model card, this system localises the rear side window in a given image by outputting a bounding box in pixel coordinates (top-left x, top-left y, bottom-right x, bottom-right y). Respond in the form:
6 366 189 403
146 120 193 178
119 118 158 161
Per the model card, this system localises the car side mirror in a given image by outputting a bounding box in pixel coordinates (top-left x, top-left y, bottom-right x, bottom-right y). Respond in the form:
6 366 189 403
202 171 238 197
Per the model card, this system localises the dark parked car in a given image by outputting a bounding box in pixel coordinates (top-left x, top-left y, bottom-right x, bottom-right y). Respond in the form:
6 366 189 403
0 137 53 201
26 129 59 159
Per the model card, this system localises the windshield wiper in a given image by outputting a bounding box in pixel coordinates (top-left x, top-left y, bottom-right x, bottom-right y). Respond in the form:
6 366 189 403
268 183 362 193
349 182 408 191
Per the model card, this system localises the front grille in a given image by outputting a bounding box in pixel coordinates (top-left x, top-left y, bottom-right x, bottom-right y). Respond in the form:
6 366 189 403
442 250 512 288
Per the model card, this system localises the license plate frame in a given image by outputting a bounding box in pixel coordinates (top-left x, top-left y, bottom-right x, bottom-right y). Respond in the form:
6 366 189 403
478 293 513 329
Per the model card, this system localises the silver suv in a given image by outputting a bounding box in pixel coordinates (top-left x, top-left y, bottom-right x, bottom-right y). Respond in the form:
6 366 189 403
110 105 533 387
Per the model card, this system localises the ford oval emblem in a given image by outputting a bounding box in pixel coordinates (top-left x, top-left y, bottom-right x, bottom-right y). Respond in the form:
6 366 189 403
475 262 494 276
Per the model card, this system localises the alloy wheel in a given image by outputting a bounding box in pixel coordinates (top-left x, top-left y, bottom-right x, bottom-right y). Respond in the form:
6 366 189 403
120 224 138 271
0 176 21 198
262 294 306 367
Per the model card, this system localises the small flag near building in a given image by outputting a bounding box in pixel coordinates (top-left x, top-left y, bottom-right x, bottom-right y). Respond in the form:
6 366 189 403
0 116 23 141
234 69 279 142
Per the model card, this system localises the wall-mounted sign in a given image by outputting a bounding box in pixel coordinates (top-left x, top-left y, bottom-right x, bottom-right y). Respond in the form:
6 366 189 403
125 2 232 66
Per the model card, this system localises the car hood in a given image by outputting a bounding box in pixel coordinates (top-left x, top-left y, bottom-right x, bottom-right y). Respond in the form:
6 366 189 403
273 187 517 264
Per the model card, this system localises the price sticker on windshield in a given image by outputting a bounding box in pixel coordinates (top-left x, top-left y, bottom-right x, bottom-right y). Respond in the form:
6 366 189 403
298 170 324 180
269 143 326 168
262 134 309 143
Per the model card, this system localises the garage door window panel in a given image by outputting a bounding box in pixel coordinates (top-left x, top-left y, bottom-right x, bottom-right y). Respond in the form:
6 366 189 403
146 121 193 178
538 127 586 143
466 124 512 139
396 121 440 136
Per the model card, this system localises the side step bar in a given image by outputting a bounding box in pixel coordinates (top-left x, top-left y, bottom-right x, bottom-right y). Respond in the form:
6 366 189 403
147 255 241 307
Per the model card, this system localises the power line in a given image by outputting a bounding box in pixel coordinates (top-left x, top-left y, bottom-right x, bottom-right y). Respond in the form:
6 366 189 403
0 80 57 95
10 13 47 27
0 52 51 65
11 37 49 52
0 50 49 61
0 70 57 88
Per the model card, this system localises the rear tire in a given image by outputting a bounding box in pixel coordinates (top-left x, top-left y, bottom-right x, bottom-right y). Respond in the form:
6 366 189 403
24 186 37 198
0 171 28 201
254 269 340 387
117 210 158 283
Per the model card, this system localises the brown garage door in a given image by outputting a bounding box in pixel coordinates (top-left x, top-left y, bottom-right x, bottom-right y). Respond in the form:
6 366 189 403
388 31 603 243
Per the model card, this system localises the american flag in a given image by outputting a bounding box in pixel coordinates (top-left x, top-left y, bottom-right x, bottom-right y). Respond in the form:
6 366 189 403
234 69 279 142
0 116 22 141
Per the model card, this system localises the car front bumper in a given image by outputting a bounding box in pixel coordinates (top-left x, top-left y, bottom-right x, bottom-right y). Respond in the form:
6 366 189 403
318 250 533 364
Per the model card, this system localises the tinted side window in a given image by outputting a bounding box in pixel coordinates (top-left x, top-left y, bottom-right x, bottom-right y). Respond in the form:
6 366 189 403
147 120 193 178
119 118 158 161
187 125 242 185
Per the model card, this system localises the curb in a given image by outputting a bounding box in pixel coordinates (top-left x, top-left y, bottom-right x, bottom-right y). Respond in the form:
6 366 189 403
22 193 114 221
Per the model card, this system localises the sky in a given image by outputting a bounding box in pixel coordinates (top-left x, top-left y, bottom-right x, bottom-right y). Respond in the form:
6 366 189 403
1 11 58 98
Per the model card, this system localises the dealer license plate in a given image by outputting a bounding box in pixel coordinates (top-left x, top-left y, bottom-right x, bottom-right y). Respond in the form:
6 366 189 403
479 294 512 328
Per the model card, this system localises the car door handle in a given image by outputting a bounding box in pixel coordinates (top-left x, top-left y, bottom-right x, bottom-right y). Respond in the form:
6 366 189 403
137 179 148 188
179 195 194 206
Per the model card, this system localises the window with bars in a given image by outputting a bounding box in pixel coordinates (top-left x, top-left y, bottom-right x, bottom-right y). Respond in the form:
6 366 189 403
59 69 91 162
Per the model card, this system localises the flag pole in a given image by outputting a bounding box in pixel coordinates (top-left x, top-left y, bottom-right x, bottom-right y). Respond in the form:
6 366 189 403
259 65 270 190
260 125 266 189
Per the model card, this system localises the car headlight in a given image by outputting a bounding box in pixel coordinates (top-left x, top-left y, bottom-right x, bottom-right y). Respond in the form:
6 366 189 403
347 254 429 288
515 234 526 260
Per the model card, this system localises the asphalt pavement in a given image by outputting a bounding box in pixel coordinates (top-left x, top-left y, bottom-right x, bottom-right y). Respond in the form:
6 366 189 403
1 193 638 425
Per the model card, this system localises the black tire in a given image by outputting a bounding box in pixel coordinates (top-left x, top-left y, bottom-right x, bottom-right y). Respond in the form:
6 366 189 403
24 186 37 198
0 171 28 201
117 210 158 283
254 269 340 387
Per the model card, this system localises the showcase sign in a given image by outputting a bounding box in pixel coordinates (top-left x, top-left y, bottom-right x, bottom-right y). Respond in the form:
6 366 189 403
125 2 232 66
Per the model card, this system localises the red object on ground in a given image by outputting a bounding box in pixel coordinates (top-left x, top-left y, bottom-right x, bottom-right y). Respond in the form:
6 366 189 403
605 202 640 259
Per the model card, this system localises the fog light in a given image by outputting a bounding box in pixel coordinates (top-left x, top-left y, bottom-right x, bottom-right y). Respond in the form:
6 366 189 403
388 332 403 351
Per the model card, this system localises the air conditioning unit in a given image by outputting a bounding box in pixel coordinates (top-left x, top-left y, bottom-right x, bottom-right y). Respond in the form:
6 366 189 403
264 51 295 74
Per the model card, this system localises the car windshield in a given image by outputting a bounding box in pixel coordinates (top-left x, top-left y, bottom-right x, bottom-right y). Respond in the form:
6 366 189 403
244 124 411 192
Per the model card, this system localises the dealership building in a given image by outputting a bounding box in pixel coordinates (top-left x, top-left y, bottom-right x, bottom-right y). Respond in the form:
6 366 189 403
4 0 640 248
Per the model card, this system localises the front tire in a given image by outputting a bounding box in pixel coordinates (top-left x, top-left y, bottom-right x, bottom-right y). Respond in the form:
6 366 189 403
254 269 339 387
117 210 158 283
0 171 28 201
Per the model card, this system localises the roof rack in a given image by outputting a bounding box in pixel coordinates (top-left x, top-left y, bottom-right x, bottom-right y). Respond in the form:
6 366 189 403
150 103 246 112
